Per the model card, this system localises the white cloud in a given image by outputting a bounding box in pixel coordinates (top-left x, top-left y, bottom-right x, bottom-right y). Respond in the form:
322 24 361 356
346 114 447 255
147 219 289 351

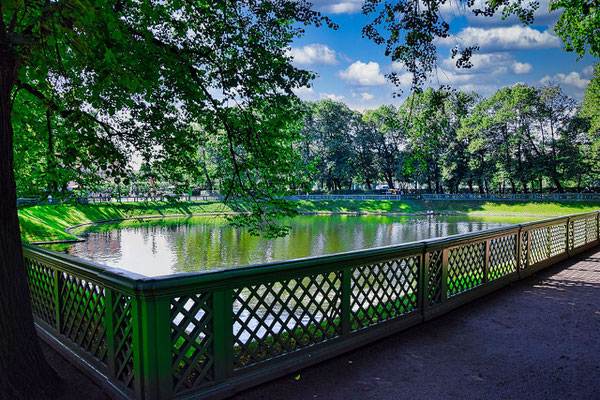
360 92 374 100
582 65 595 77
442 52 533 77
540 72 590 89
309 0 363 14
293 86 315 100
288 44 337 66
511 62 533 75
338 61 387 86
320 92 345 101
438 25 561 52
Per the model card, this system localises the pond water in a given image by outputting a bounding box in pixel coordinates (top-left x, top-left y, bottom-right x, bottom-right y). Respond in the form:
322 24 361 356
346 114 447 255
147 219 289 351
46 214 538 277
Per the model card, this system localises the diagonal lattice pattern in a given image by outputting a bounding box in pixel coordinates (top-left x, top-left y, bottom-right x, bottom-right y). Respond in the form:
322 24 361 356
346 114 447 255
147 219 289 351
113 293 134 389
171 293 215 393
488 235 516 281
60 274 107 364
232 273 342 370
448 242 485 296
572 219 587 248
520 231 529 269
25 259 56 326
585 217 597 243
350 257 419 331
550 224 567 257
427 250 443 306
529 228 550 265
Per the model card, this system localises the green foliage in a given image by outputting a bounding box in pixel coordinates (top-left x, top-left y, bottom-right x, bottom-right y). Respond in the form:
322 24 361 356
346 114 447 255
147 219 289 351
551 0 600 58
363 105 404 189
4 0 335 237
297 83 596 194
580 63 600 175
460 84 590 193
300 100 358 191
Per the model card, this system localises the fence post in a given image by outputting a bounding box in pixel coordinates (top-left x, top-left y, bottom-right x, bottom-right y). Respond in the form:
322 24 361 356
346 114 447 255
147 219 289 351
525 229 531 269
53 268 62 332
483 239 490 283
566 217 572 254
213 289 234 382
134 290 172 399
597 212 600 242
341 268 352 335
516 227 522 279
441 248 449 301
104 288 117 379
419 245 428 319
547 224 552 259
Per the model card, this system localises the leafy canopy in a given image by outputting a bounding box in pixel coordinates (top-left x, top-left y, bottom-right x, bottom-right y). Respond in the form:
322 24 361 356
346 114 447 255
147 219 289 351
3 0 335 237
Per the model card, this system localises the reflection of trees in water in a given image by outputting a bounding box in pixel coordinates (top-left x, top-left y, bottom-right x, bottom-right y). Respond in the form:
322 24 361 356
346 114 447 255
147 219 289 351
61 215 522 276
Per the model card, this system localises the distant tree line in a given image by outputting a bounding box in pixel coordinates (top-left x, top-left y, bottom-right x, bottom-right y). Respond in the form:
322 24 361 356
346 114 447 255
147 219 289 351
299 81 600 194
14 69 600 197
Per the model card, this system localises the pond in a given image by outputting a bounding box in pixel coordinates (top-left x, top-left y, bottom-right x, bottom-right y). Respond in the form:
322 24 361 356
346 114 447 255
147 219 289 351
46 214 539 277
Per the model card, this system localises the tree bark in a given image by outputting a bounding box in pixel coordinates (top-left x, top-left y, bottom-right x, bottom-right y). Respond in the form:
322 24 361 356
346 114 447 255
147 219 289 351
0 44 63 399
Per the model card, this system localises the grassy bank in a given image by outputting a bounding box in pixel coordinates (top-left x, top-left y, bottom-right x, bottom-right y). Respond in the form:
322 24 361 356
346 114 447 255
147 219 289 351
18 199 600 243
297 200 600 216
18 201 235 243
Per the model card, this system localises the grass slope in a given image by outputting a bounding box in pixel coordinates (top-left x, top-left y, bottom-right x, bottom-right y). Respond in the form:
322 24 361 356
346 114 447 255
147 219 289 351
18 199 600 243
297 200 600 216
18 201 234 243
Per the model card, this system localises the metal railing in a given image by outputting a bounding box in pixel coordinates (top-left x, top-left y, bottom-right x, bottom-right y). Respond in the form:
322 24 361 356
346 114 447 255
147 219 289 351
292 194 421 201
17 195 223 207
293 193 600 201
421 193 600 201
24 211 600 399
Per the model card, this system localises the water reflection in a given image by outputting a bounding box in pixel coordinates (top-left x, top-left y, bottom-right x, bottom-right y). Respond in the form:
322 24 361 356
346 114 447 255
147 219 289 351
47 215 536 277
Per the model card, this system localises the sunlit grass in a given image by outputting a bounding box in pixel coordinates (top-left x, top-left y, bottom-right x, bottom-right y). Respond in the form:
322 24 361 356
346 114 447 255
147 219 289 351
297 200 600 216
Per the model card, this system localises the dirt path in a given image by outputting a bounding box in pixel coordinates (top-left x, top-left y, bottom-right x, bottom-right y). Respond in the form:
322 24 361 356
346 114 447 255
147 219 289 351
233 248 600 400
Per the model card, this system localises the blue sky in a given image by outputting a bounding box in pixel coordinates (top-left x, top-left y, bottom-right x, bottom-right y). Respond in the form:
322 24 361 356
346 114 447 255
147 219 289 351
289 0 596 110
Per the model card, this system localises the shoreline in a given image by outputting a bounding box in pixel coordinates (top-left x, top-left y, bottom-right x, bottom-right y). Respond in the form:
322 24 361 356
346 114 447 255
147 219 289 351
21 199 600 244
31 210 555 245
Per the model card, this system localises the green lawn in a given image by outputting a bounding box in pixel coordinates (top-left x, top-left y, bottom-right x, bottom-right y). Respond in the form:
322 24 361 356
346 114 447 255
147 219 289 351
18 201 235 243
296 200 600 216
18 199 600 243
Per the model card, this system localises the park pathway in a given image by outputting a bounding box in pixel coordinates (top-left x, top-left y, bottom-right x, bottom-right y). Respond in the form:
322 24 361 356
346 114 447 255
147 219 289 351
233 248 600 400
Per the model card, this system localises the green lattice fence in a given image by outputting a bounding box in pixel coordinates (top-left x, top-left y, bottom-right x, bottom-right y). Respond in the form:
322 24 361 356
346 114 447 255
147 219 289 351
23 251 139 397
23 211 600 400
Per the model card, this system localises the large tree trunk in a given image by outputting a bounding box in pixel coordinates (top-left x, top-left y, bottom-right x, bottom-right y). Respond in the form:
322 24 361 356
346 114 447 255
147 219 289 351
0 46 62 399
